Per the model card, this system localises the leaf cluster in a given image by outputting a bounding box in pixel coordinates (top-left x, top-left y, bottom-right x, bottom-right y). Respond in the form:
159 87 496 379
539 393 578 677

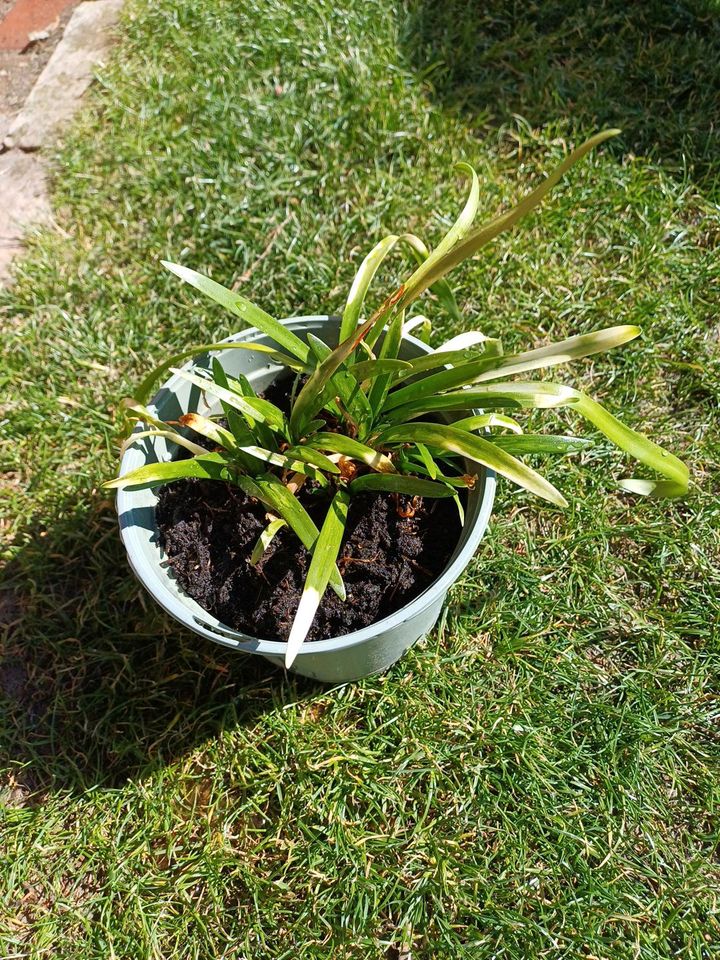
106 131 688 665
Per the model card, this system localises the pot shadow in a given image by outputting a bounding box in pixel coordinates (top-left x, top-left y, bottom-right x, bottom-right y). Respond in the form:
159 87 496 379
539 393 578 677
400 0 720 182
0 495 322 800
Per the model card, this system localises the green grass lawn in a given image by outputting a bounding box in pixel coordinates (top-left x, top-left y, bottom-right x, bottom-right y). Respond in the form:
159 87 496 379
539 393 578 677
1 0 719 956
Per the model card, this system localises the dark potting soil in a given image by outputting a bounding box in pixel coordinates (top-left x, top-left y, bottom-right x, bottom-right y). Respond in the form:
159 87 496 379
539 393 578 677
154 374 462 642
155 482 461 643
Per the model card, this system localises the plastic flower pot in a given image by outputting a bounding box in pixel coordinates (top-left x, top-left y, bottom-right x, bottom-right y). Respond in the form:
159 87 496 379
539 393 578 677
116 316 496 683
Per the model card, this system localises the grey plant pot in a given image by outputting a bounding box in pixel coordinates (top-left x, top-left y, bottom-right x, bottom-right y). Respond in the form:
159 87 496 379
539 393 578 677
116 316 496 683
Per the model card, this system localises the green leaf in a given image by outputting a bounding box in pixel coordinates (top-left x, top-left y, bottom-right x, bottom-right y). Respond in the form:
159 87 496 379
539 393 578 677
210 359 262 470
236 444 328 483
134 340 305 406
377 422 567 507
471 325 641 383
285 489 350 667
384 382 689 497
403 236 465 326
221 366 279 450
400 162 480 302
306 333 373 438
283 445 341 474
349 473 456 498
415 442 438 478
350 359 413 383
339 231 463 355
308 432 396 473
162 261 310 362
490 435 592 455
104 451 238 490
254 476 345 599
121 399 167 430
452 413 523 434
367 309 405 415
119 429 209 459
288 307 385 440
389 322 637 412
383 381 580 423
397 130 621 311
339 234 409 344
178 412 237 450
249 518 287 566
391 342 503 383
170 368 287 434
382 356 501 411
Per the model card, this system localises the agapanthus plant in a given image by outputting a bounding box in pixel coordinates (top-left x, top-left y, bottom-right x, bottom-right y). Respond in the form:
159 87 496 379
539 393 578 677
106 130 689 666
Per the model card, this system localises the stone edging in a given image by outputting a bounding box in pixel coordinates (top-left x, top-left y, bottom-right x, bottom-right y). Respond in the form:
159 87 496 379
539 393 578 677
0 0 124 284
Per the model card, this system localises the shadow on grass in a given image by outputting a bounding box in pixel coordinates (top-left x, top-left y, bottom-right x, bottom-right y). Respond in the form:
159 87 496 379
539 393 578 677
400 0 720 181
0 497 320 798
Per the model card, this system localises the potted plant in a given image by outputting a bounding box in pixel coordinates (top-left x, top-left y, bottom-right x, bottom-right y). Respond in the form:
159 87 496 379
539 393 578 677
106 130 689 683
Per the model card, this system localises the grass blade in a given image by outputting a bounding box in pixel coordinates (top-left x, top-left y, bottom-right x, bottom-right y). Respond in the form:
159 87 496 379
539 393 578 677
285 490 350 667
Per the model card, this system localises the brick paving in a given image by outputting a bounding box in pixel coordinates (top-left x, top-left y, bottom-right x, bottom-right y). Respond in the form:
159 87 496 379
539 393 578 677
0 0 77 51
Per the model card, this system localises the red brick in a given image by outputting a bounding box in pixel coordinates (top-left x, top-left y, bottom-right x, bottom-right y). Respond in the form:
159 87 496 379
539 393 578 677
0 0 77 52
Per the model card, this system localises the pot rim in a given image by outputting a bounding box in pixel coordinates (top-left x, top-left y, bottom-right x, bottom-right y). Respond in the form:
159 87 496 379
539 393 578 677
117 316 496 657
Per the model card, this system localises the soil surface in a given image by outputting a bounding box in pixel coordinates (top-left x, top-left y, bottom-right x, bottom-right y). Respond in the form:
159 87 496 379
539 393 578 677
156 479 461 643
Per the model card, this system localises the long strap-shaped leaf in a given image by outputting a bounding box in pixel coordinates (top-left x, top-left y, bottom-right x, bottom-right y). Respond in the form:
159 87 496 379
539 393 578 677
396 130 620 312
377 422 567 507
383 382 689 497
340 234 412 344
349 473 455 497
339 232 466 346
249 518 287 566
288 284 406 440
170 368 287 434
308 432 396 473
105 451 242 490
162 261 311 363
306 333 373 438
119 429 209 459
178 413 237 450
285 489 350 668
471 325 641 383
134 340 305 405
399 162 479 306
254 476 345 599
490 435 592 455
382 324 640 411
